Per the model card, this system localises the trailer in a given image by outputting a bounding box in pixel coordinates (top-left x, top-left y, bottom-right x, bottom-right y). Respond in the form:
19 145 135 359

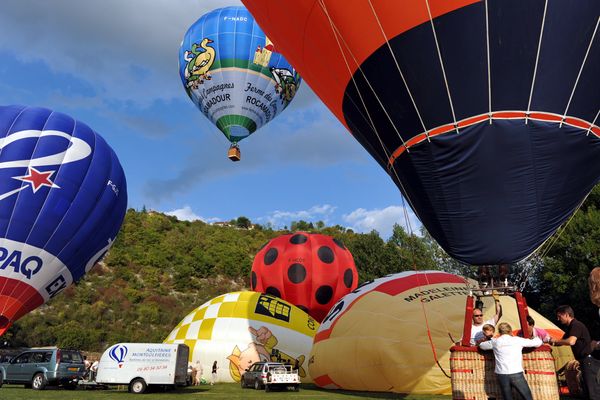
96 343 189 394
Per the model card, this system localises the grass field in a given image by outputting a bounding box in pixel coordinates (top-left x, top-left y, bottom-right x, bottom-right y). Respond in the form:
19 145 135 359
0 383 452 399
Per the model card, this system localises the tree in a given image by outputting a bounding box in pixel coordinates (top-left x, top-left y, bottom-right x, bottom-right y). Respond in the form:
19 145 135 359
235 216 252 229
290 220 314 231
387 224 438 271
534 185 600 332
345 230 389 282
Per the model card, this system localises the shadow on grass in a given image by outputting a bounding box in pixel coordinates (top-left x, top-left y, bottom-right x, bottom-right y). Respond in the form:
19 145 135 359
301 384 447 399
99 386 211 395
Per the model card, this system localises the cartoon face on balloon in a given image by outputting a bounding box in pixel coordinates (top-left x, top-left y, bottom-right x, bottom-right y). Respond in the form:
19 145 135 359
251 232 358 322
227 327 273 377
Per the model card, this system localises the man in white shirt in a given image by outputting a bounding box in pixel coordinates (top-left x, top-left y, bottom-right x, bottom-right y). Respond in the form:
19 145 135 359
479 322 542 400
470 296 502 344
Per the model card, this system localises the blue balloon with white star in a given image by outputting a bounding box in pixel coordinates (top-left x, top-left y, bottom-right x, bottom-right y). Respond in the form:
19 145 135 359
0 105 127 335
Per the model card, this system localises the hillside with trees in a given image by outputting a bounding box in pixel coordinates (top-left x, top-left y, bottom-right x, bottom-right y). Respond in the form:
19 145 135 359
4 185 600 351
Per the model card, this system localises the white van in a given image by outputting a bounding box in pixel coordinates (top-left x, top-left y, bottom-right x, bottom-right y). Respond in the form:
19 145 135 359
96 343 189 393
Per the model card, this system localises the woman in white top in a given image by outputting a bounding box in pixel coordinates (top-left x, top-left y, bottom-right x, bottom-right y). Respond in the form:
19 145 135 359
479 322 542 400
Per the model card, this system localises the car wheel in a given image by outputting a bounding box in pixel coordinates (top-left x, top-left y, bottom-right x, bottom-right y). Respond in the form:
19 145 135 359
129 378 147 394
294 384 300 392
32 373 47 390
265 384 271 392
240 377 246 388
254 379 261 390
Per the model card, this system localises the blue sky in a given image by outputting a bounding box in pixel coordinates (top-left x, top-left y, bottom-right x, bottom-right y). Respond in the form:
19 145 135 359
0 0 420 238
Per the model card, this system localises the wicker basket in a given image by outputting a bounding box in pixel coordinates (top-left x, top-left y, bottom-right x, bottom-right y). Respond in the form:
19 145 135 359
450 345 559 400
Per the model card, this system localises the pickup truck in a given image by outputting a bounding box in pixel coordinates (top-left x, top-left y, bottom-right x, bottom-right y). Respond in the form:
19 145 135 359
240 361 300 392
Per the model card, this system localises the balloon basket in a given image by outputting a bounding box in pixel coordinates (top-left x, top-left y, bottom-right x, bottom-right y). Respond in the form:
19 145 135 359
450 345 559 400
228 145 241 162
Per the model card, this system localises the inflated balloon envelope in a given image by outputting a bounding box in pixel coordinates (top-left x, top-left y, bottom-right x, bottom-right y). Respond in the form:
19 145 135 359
164 291 318 383
309 271 572 395
0 105 128 335
179 6 302 161
251 232 359 323
242 0 600 265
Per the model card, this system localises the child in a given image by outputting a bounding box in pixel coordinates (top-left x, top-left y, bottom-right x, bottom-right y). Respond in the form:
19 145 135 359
477 323 495 344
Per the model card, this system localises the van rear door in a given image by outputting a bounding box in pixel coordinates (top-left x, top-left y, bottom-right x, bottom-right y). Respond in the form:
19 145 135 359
174 345 189 385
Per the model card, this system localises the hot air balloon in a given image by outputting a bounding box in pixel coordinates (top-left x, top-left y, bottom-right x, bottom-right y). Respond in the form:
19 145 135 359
179 6 302 161
251 232 358 322
242 0 600 264
0 105 127 335
309 271 572 395
164 291 318 383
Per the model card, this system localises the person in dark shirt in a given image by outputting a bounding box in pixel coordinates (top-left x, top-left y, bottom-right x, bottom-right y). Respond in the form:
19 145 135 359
550 305 600 399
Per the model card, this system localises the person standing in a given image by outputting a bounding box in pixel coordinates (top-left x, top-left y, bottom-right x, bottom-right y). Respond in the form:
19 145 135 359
479 322 542 400
470 295 503 345
89 358 99 382
83 355 92 380
517 315 551 342
211 360 218 385
195 360 203 385
550 305 600 399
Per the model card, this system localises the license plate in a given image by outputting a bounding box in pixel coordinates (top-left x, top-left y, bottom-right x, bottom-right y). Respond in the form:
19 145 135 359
68 367 78 371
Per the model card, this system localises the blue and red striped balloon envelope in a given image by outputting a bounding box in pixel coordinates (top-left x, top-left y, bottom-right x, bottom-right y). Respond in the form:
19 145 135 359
243 0 600 265
0 105 127 335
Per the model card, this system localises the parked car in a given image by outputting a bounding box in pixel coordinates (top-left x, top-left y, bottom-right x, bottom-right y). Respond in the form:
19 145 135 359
0 347 86 390
240 361 300 392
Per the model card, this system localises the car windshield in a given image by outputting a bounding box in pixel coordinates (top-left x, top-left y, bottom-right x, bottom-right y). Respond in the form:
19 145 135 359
61 351 83 363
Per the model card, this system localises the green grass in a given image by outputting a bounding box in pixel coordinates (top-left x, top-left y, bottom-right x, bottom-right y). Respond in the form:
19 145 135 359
0 383 451 399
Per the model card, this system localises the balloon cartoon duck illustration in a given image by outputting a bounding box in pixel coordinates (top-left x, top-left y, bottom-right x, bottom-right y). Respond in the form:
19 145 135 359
184 38 215 90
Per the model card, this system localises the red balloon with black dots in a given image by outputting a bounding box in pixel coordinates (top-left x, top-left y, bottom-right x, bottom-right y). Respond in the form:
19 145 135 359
251 232 359 322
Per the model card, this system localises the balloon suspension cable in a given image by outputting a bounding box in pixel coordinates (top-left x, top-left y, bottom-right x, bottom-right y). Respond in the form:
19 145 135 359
320 0 457 380
318 0 426 226
514 190 592 292
400 193 453 379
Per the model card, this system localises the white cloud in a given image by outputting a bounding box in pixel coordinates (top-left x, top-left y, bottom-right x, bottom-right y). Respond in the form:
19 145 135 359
0 0 243 104
258 204 337 228
164 205 219 223
343 205 422 238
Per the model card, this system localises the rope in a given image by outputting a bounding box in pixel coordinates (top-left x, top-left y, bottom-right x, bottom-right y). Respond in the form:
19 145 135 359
561 16 599 128
526 0 548 124
484 0 492 123
366 0 430 141
515 190 593 291
425 0 458 133
316 0 425 225
588 109 600 136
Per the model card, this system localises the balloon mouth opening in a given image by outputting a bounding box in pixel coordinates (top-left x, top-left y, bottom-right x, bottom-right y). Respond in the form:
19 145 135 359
227 125 250 141
0 315 12 336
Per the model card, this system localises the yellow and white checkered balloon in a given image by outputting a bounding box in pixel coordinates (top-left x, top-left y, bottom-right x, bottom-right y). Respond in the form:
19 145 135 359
165 291 318 383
